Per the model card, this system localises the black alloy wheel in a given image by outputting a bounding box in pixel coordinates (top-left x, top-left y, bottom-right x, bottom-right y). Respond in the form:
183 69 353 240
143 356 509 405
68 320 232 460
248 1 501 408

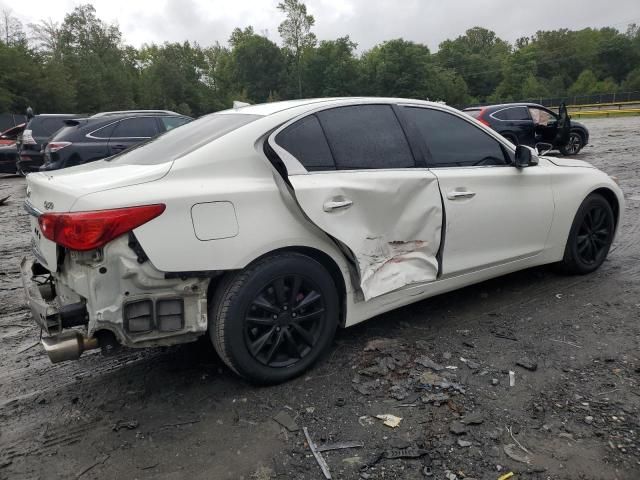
575 204 613 266
560 132 583 155
244 274 325 368
210 252 339 384
560 193 615 274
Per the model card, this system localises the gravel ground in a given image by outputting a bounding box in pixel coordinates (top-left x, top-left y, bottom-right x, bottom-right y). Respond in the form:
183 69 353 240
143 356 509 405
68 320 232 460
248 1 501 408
0 116 639 480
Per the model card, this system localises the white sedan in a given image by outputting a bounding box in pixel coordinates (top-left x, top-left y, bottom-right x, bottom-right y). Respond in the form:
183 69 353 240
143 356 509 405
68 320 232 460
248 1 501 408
21 98 623 383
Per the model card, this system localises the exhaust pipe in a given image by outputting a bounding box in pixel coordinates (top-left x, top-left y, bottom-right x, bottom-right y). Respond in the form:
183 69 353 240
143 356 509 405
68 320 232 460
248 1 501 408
41 330 100 363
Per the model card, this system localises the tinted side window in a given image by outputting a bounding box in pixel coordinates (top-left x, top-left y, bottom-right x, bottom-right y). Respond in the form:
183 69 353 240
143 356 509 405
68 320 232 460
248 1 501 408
161 116 191 131
89 122 116 139
494 107 530 121
405 107 508 167
275 114 335 171
317 105 414 170
111 117 158 138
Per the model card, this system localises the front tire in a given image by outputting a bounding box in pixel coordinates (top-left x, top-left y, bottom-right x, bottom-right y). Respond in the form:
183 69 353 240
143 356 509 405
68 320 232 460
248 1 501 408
210 252 339 384
559 193 615 275
560 131 584 155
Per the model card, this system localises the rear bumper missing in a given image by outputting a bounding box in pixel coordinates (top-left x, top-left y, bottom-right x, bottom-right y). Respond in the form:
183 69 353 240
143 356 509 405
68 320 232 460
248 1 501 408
21 237 211 363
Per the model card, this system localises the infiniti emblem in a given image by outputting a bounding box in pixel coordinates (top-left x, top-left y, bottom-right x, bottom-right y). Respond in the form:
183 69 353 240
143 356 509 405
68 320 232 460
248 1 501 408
44 201 54 210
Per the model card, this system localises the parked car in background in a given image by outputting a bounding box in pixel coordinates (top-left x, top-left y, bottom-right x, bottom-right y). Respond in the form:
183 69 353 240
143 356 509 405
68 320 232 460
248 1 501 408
22 98 622 385
41 110 193 171
463 103 589 155
17 114 85 174
0 123 26 174
0 123 25 145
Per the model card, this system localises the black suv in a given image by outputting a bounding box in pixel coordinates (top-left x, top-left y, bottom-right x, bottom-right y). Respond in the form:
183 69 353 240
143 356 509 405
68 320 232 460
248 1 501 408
17 114 84 173
463 103 589 155
41 111 192 171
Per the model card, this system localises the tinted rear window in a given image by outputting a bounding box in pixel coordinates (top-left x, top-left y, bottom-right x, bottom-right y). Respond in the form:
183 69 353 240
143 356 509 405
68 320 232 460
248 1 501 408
29 117 70 137
275 114 335 171
108 113 260 165
316 105 414 170
112 117 158 138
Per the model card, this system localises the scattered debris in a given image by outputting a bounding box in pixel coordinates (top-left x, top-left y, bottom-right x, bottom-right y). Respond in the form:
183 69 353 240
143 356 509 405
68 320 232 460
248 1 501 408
497 473 514 480
317 441 364 453
389 385 409 400
303 427 331 479
358 416 375 427
77 454 110 478
457 439 472 447
0 195 10 206
503 443 531 464
550 338 582 348
112 420 139 432
509 371 516 387
421 392 450 405
383 447 428 459
506 425 531 455
491 378 499 386
415 355 445 371
491 328 518 341
449 421 468 435
334 397 346 407
375 414 402 428
364 338 400 352
516 356 538 371
584 415 594 425
273 410 299 432
461 411 484 425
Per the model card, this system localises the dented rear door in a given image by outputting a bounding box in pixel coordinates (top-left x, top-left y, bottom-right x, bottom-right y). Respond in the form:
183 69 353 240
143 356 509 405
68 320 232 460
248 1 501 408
269 103 443 300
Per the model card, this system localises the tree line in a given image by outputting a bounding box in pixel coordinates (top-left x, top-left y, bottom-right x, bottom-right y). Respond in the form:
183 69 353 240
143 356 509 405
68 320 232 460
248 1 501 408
1 1 639 117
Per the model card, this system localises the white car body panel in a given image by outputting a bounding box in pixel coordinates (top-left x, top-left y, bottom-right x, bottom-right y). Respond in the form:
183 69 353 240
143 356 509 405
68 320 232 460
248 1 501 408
287 169 442 300
22 97 624 348
433 162 554 275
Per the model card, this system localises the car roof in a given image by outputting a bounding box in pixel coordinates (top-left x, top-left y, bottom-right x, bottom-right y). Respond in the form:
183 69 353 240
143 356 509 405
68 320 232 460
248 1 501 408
90 110 183 118
30 114 84 119
464 103 546 111
217 97 445 116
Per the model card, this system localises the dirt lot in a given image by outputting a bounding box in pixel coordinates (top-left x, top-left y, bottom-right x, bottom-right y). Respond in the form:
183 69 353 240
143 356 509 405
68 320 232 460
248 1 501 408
1 116 639 480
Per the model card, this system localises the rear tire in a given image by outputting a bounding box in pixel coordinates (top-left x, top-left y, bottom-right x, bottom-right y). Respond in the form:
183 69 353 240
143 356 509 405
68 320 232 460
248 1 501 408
210 252 339 384
558 193 615 275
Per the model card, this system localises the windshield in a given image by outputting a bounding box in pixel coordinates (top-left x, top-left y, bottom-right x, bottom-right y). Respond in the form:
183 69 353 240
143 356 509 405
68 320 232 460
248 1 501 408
107 113 261 165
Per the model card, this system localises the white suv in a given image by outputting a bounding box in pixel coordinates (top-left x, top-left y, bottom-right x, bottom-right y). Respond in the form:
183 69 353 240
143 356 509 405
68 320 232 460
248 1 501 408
21 97 623 384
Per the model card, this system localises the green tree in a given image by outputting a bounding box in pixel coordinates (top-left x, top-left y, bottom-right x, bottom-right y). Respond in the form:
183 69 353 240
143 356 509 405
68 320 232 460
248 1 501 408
302 36 360 97
228 27 285 103
277 0 316 98
436 27 510 101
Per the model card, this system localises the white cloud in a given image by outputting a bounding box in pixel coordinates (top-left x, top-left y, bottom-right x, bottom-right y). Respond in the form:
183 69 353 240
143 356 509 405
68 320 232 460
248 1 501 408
2 0 639 51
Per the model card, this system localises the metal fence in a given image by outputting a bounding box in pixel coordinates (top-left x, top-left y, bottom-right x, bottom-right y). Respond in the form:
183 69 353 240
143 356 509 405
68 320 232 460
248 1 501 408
496 91 640 108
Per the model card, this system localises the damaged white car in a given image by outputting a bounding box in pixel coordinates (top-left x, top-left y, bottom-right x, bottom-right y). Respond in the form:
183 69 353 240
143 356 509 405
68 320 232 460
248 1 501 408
21 98 623 383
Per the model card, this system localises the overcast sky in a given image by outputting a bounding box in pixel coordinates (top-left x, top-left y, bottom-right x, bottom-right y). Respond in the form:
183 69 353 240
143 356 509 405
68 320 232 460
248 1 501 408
3 0 640 51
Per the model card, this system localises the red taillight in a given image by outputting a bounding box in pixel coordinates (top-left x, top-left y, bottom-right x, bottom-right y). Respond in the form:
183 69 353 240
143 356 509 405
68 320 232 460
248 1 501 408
38 204 165 251
47 141 72 153
476 109 491 127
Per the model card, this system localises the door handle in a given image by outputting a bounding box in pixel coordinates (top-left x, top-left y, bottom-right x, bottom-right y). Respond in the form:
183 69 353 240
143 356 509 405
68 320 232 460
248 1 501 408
323 198 353 212
447 190 476 200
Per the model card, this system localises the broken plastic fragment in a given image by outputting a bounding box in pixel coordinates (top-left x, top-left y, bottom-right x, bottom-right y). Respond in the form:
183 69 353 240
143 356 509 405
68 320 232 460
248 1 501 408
375 414 402 428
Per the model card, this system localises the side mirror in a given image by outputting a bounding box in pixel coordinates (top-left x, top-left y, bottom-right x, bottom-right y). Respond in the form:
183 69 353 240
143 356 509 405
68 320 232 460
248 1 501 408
514 145 539 168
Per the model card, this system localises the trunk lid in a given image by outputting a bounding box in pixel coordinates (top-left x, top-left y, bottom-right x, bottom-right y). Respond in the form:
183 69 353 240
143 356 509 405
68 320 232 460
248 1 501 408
25 161 172 272
26 160 172 214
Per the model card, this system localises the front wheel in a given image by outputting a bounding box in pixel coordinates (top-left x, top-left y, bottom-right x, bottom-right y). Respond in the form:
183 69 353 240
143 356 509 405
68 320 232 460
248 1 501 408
558 193 615 275
210 252 339 384
560 131 584 155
